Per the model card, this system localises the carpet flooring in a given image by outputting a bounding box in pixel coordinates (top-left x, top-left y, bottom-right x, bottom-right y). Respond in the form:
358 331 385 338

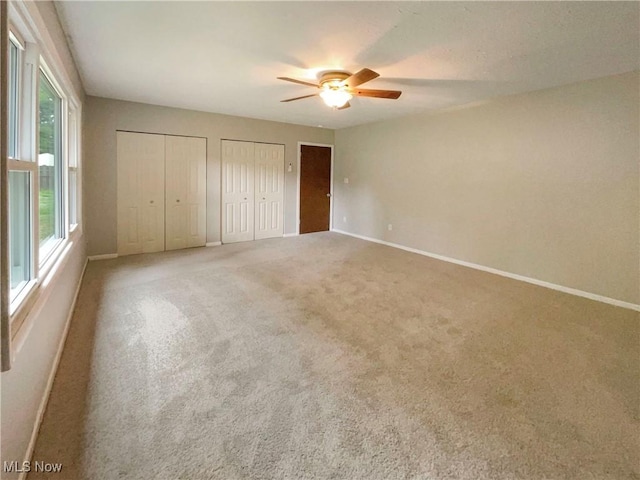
29 232 639 479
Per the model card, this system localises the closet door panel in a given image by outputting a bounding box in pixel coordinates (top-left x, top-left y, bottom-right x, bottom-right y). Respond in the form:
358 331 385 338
254 143 284 240
117 132 142 255
117 132 142 256
221 140 255 243
185 137 207 247
165 136 189 250
140 135 166 253
165 136 206 250
117 132 164 256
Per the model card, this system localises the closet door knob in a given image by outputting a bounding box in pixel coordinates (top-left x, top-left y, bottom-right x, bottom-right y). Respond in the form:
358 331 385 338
176 199 180 203
150 200 154 204
244 197 247 200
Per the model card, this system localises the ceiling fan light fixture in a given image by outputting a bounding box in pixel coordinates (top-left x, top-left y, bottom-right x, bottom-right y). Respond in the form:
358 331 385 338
319 85 352 108
278 68 400 108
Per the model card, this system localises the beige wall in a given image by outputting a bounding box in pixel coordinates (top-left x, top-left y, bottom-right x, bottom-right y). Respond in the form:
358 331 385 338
84 97 334 255
37 1 85 100
333 72 639 305
0 241 86 479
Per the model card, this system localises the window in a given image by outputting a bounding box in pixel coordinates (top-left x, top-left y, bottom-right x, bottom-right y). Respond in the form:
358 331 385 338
8 36 20 159
6 22 82 320
7 31 34 304
8 172 31 300
38 70 64 261
68 109 79 229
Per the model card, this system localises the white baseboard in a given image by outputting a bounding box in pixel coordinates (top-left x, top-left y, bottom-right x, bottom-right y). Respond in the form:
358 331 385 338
19 257 88 480
205 241 222 247
88 253 117 261
283 233 299 238
331 229 640 312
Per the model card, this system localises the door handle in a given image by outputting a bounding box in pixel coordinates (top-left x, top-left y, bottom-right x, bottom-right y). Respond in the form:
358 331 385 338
176 199 180 203
262 197 266 201
326 193 331 197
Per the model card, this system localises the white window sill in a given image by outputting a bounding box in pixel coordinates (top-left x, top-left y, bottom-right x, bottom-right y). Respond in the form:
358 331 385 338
10 233 80 355
39 236 64 269
9 278 38 317
11 236 76 357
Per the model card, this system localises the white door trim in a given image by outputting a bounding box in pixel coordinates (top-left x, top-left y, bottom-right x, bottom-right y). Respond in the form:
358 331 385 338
296 142 335 235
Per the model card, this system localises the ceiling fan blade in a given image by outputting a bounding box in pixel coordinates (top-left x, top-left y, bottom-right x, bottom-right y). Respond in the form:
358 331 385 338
280 93 318 103
343 68 379 88
277 77 319 88
337 102 351 110
352 88 402 99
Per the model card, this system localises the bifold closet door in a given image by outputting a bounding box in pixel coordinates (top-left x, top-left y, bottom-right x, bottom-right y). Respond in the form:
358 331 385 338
117 132 165 256
165 136 207 250
221 140 255 243
254 143 284 240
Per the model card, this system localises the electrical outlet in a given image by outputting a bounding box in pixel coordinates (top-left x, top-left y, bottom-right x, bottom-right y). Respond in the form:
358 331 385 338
344 177 349 184
343 216 347 223
388 224 393 231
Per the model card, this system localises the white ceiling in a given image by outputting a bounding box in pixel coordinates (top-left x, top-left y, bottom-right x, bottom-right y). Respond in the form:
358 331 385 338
55 1 639 129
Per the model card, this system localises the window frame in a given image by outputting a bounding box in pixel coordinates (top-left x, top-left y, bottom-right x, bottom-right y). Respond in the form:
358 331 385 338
37 63 67 266
7 170 33 306
68 107 80 232
8 30 23 160
7 26 37 317
6 6 83 335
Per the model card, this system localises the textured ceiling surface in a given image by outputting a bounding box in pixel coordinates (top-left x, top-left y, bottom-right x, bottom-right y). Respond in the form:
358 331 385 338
56 1 639 129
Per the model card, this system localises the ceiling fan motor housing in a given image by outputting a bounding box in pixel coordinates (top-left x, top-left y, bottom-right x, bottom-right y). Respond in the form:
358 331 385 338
318 71 351 89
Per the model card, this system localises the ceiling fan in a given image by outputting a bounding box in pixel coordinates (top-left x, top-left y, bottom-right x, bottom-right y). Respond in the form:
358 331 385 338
277 68 402 110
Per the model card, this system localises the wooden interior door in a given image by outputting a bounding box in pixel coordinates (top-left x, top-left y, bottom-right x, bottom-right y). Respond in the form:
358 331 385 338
221 140 255 243
300 145 332 234
254 143 284 240
165 135 207 251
